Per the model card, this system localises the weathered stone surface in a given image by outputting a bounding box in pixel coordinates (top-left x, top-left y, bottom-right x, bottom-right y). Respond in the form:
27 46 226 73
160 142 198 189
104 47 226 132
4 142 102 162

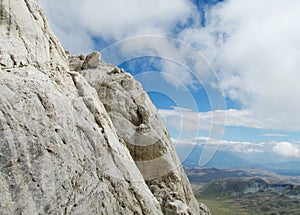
82 51 101 70
199 203 211 215
0 1 162 214
0 0 68 71
68 51 101 71
80 66 210 215
68 54 85 71
0 65 162 214
0 0 210 214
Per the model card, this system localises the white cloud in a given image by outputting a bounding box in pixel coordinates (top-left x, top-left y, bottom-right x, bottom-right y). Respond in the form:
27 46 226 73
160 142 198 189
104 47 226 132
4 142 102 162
40 1 217 90
40 0 94 54
40 0 300 131
273 142 300 158
80 0 195 40
159 107 267 135
262 133 288 137
174 137 300 156
40 0 196 54
180 0 300 131
173 137 264 154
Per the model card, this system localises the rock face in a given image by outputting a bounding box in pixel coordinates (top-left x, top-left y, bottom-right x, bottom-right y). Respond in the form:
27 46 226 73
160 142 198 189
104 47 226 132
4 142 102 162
79 65 201 214
0 0 67 71
0 65 162 214
0 0 210 214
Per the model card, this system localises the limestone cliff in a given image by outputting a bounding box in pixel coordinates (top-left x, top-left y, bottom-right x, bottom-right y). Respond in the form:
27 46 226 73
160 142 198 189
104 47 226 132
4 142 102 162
78 57 204 214
0 0 210 214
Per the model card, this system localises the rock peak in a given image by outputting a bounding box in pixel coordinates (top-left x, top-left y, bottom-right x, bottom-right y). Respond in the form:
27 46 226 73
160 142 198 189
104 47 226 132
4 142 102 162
0 0 68 71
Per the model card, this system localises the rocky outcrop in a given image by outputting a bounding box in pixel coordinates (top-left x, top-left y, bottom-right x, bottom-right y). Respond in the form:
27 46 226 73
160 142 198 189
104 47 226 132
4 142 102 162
0 0 68 71
79 62 203 214
0 0 209 214
0 65 163 214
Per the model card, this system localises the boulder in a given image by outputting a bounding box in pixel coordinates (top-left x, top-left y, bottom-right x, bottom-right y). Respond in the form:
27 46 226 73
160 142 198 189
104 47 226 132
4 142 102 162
82 51 101 69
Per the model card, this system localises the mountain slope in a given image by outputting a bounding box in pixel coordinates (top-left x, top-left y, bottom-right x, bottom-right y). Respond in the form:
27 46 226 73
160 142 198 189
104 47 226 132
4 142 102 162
186 167 300 214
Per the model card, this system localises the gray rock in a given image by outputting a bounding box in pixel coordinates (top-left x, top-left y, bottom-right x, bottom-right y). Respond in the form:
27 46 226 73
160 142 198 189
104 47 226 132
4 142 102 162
80 66 210 215
69 54 85 71
0 65 163 214
0 1 161 214
199 203 211 215
0 0 210 214
82 51 101 69
0 0 68 71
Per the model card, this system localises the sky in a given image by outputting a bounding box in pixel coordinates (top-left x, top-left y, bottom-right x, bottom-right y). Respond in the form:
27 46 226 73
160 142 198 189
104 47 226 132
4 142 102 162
40 0 300 165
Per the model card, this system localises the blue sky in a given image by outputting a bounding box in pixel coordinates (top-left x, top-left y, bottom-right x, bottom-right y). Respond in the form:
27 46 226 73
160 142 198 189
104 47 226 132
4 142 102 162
40 0 300 164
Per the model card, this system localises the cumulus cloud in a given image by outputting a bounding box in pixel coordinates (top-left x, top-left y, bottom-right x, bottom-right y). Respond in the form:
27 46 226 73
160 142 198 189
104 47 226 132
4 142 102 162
159 107 267 135
179 0 300 131
262 133 288 137
40 0 300 132
219 140 264 153
79 0 195 40
40 0 94 54
173 137 264 154
174 137 300 157
40 0 197 53
273 142 300 158
40 0 218 90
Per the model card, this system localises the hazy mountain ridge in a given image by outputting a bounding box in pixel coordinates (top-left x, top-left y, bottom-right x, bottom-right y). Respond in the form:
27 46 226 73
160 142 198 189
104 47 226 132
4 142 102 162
178 145 300 176
185 167 300 214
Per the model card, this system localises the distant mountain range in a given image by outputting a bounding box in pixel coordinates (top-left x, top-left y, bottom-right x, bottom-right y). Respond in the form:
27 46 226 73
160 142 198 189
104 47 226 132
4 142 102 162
185 166 300 184
185 167 300 214
176 145 300 176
